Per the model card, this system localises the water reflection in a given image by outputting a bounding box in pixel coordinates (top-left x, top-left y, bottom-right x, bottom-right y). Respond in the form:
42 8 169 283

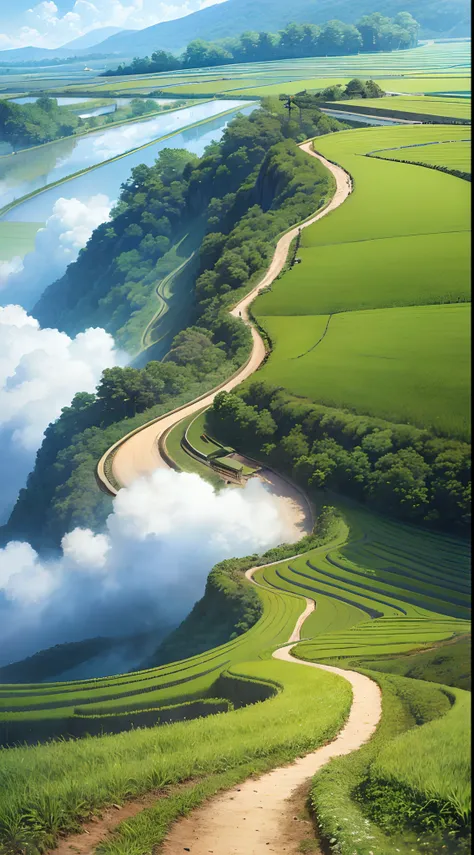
3 103 257 223
0 100 252 208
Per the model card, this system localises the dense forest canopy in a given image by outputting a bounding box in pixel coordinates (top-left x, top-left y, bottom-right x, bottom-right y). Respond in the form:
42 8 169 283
209 385 471 533
34 96 344 345
104 13 419 77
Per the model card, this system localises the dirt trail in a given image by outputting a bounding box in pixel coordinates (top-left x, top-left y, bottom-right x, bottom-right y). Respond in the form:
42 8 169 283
161 571 382 855
96 143 351 494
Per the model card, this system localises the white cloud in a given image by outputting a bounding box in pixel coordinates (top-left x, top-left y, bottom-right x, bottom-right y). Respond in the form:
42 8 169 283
0 304 122 521
0 469 297 664
0 193 113 308
0 0 228 50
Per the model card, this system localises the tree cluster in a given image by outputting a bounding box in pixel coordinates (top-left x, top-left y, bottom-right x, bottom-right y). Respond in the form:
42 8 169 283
34 102 344 346
104 13 419 77
209 384 471 533
0 96 82 147
317 78 385 101
14 102 345 547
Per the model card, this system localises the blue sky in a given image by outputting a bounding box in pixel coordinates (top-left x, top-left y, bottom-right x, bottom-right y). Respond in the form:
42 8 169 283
0 0 225 51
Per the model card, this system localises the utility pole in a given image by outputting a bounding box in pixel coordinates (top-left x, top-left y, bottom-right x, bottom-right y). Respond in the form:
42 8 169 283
283 94 294 120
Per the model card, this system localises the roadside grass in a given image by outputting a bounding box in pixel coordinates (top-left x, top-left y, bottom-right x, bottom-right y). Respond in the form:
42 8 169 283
256 230 470 316
365 685 471 830
0 660 351 855
256 304 471 439
356 634 471 690
309 671 470 855
185 410 225 458
162 412 224 490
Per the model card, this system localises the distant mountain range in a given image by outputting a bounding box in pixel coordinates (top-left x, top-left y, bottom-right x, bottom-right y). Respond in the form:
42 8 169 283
60 26 129 50
0 0 470 63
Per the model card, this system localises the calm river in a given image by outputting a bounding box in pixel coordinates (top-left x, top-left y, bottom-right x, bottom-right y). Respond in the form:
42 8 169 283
0 100 254 209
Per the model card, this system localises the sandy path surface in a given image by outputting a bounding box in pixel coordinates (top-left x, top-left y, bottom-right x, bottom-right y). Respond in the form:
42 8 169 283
97 143 351 494
161 574 381 855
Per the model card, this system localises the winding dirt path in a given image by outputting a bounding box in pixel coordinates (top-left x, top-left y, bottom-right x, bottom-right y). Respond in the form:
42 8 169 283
161 568 382 855
96 143 352 495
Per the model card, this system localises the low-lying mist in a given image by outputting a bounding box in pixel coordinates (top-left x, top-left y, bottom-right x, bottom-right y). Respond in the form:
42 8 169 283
0 469 298 667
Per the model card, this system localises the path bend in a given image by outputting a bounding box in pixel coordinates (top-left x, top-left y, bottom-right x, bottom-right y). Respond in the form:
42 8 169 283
161 565 382 855
96 142 352 495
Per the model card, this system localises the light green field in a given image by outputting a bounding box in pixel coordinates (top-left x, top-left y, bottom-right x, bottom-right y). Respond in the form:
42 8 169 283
379 75 471 93
0 221 42 260
259 303 470 439
341 93 471 120
374 139 471 172
254 125 470 438
235 75 472 98
257 230 470 317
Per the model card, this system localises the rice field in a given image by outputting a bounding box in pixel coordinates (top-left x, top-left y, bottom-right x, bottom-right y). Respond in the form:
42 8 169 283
57 41 471 109
254 124 471 438
341 93 471 120
373 138 471 173
0 221 42 260
259 304 470 438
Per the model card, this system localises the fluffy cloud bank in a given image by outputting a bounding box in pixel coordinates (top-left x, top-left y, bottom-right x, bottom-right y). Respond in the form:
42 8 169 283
0 0 227 51
0 304 121 521
0 193 112 309
0 469 297 664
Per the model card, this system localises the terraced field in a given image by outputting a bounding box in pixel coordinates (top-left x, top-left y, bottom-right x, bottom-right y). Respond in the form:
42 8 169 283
254 124 471 439
372 137 471 173
60 41 471 107
0 505 469 855
337 93 471 121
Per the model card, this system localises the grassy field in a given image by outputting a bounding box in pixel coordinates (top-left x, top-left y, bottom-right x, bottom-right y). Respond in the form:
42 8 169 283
254 125 470 439
0 221 42 260
340 93 471 120
163 411 225 490
373 139 471 173
258 304 470 438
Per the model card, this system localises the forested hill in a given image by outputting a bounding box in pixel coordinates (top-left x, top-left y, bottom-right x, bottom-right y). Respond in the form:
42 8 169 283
105 16 419 77
90 0 470 56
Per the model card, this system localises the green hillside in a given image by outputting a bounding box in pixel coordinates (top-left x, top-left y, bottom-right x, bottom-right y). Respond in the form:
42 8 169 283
91 0 471 56
0 507 470 855
253 125 471 439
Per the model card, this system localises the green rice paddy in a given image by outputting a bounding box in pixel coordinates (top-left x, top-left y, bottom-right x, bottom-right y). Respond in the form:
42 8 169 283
341 93 471 120
373 138 471 173
254 124 471 439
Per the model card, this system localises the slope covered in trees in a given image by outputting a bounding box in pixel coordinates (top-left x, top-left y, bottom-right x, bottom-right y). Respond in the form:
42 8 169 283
104 14 419 77
89 0 471 56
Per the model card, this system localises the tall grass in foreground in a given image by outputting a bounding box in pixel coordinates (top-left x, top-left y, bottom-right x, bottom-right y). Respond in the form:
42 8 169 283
310 670 470 855
0 660 351 854
370 686 471 825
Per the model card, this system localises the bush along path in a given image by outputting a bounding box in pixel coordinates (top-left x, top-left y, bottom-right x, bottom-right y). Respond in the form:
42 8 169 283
160 570 382 855
96 141 352 494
